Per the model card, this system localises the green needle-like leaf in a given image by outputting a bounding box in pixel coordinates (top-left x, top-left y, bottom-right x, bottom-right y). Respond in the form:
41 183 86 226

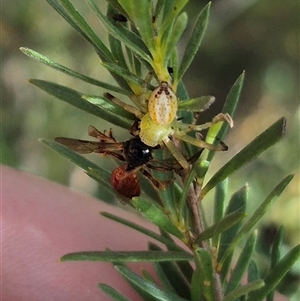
59 0 113 61
40 138 112 190
61 250 193 262
218 185 248 281
270 226 284 269
177 2 210 83
202 117 287 198
195 212 246 244
222 280 265 301
162 12 188 67
45 0 97 51
153 261 178 295
178 96 215 111
131 196 184 240
267 226 284 301
100 212 187 253
99 283 131 301
150 243 191 300
117 0 155 52
205 71 245 161
101 62 153 89
213 179 228 247
217 72 244 137
88 0 152 63
248 259 260 283
219 174 294 267
158 0 188 44
20 47 130 95
115 265 189 301
247 244 300 301
29 79 133 129
159 230 194 284
82 94 136 120
191 248 214 301
225 231 257 294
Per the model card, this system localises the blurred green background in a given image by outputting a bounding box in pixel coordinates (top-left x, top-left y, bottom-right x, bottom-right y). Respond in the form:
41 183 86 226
2 0 299 297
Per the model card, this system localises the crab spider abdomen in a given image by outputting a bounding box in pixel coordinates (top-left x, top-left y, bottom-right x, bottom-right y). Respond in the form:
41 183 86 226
148 81 178 125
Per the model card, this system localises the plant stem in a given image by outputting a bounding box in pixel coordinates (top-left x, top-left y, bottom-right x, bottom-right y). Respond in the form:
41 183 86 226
186 181 224 300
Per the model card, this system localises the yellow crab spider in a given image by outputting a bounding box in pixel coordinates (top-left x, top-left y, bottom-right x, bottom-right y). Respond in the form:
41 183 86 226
104 82 233 170
139 112 233 170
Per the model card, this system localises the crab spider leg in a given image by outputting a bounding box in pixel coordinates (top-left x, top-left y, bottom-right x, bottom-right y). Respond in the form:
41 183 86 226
103 92 143 119
140 168 167 190
163 138 190 170
174 132 228 151
124 165 167 190
181 113 234 134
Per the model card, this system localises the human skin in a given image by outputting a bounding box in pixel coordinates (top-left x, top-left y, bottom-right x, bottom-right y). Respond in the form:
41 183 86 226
2 165 157 301
2 165 289 301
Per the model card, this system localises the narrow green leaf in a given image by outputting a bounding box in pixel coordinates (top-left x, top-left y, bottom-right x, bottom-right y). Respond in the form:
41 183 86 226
40 138 112 190
206 71 245 161
117 0 155 52
61 250 193 262
88 0 152 63
202 117 287 198
100 212 187 253
213 179 228 247
152 262 178 295
218 185 248 282
267 226 284 301
158 0 188 43
248 259 260 283
115 265 190 301
20 47 130 95
131 196 184 240
29 79 133 129
195 211 246 244
178 160 202 229
220 174 294 267
101 62 153 90
98 283 131 301
170 49 179 84
162 12 188 66
225 231 257 294
214 71 244 138
82 94 136 120
177 2 210 83
178 96 215 111
105 0 128 18
107 5 128 70
45 0 98 51
150 243 191 300
247 244 300 301
59 0 113 61
222 280 265 301
159 229 194 284
47 0 130 90
141 269 156 284
270 226 284 269
191 248 214 301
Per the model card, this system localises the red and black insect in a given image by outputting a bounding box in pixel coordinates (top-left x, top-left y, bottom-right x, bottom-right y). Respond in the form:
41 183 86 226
55 125 176 199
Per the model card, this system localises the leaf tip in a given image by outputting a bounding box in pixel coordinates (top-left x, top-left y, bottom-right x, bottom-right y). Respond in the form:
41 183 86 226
281 117 287 136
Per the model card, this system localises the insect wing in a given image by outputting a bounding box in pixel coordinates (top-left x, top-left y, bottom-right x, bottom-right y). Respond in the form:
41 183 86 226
55 137 123 154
